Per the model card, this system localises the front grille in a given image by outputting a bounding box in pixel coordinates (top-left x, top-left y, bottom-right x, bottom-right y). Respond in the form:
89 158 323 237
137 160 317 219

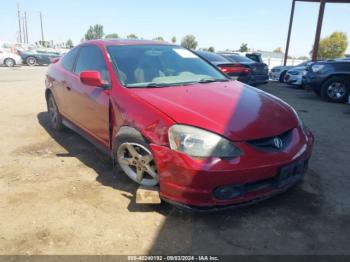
247 129 293 151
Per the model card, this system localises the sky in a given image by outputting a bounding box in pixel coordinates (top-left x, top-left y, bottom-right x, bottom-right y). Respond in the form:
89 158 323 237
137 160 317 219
1 0 350 57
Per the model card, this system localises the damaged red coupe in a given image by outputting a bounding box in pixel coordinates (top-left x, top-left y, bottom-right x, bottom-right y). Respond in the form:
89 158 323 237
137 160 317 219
45 40 314 210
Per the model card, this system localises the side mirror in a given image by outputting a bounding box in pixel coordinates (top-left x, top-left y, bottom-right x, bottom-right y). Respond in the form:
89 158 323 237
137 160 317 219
80 71 106 88
50 57 60 64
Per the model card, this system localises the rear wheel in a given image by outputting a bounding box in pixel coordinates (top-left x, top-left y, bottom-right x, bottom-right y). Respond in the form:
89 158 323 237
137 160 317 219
26 56 37 66
115 129 159 187
47 93 64 131
321 77 349 103
4 58 15 67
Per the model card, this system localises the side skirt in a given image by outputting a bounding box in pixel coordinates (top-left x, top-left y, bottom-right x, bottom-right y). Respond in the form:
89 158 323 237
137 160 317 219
62 118 113 159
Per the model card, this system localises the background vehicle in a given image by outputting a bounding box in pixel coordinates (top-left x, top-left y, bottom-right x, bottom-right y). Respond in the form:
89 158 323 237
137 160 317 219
19 49 61 66
270 61 310 83
284 62 314 87
196 51 268 86
304 60 350 103
0 48 22 67
219 52 269 85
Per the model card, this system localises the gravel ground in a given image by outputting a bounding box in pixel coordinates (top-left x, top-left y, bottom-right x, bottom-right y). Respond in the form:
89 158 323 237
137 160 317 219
0 66 349 255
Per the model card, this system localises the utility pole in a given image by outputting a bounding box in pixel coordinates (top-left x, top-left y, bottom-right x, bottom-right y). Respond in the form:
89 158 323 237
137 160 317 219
40 12 45 43
17 4 22 43
25 12 29 43
284 0 295 66
22 15 26 44
312 0 326 61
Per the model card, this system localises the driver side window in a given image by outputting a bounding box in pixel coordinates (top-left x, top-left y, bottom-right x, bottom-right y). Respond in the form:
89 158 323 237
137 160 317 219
74 45 110 83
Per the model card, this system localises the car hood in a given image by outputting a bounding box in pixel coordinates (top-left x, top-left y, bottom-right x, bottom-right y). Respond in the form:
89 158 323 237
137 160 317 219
131 81 298 141
289 66 306 71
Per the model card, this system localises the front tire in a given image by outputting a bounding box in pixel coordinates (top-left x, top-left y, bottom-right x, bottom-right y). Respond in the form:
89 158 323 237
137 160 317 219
4 58 15 67
115 128 159 187
279 71 287 83
47 93 64 131
26 56 37 66
321 77 349 103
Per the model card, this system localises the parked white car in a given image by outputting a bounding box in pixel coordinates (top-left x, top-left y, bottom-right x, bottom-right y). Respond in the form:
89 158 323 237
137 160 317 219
284 61 314 87
270 61 310 83
284 67 306 86
0 49 22 67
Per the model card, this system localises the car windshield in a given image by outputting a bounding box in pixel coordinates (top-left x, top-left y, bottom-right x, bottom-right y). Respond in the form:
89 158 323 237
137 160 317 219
222 54 254 63
107 45 227 88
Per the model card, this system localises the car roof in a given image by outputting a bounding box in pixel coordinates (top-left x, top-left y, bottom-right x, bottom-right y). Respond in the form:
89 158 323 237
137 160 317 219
82 39 173 47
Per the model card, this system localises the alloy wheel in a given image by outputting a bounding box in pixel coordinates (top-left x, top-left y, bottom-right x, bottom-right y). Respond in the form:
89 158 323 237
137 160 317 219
5 59 15 67
327 82 346 100
27 57 36 66
117 142 159 186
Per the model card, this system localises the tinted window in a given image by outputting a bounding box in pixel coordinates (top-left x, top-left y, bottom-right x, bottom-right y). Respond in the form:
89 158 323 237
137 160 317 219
222 54 254 63
75 45 109 82
196 51 229 63
61 48 79 72
107 45 227 88
245 54 261 63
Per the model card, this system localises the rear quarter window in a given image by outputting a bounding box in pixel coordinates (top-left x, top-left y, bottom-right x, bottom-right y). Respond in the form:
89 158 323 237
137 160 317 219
60 48 79 72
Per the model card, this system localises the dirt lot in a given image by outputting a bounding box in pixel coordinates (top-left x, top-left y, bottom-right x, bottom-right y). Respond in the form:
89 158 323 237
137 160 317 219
0 66 349 255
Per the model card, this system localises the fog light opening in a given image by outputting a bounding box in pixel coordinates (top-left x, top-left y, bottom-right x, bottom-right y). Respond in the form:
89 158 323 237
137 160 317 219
214 186 243 200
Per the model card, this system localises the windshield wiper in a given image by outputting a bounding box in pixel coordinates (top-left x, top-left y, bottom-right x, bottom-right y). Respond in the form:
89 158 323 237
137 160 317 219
197 78 229 84
126 82 169 88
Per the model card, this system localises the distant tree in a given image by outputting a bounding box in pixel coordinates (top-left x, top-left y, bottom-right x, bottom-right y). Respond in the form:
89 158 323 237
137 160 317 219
66 39 74 48
239 43 248 52
311 32 348 59
171 36 177 44
297 56 309 60
105 33 119 39
127 34 138 39
38 40 50 47
84 24 104 40
202 46 215 52
273 47 283 53
181 35 198 49
207 46 215 52
153 36 165 42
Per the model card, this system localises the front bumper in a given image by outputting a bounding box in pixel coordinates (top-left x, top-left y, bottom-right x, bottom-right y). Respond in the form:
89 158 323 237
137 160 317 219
302 72 323 91
269 72 281 81
285 74 303 86
150 128 314 209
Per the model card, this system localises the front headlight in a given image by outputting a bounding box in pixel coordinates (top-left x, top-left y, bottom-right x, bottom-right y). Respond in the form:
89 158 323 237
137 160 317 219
292 109 309 141
168 125 242 158
311 64 325 73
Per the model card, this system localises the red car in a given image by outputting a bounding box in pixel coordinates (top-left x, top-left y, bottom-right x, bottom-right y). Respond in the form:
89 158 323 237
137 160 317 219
45 40 314 210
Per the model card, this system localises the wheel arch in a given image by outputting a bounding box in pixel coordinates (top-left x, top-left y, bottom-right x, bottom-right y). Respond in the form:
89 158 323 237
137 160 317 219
321 73 350 85
279 70 288 82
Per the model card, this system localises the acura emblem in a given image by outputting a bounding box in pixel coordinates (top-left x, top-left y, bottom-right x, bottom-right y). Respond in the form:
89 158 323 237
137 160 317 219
273 137 283 149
